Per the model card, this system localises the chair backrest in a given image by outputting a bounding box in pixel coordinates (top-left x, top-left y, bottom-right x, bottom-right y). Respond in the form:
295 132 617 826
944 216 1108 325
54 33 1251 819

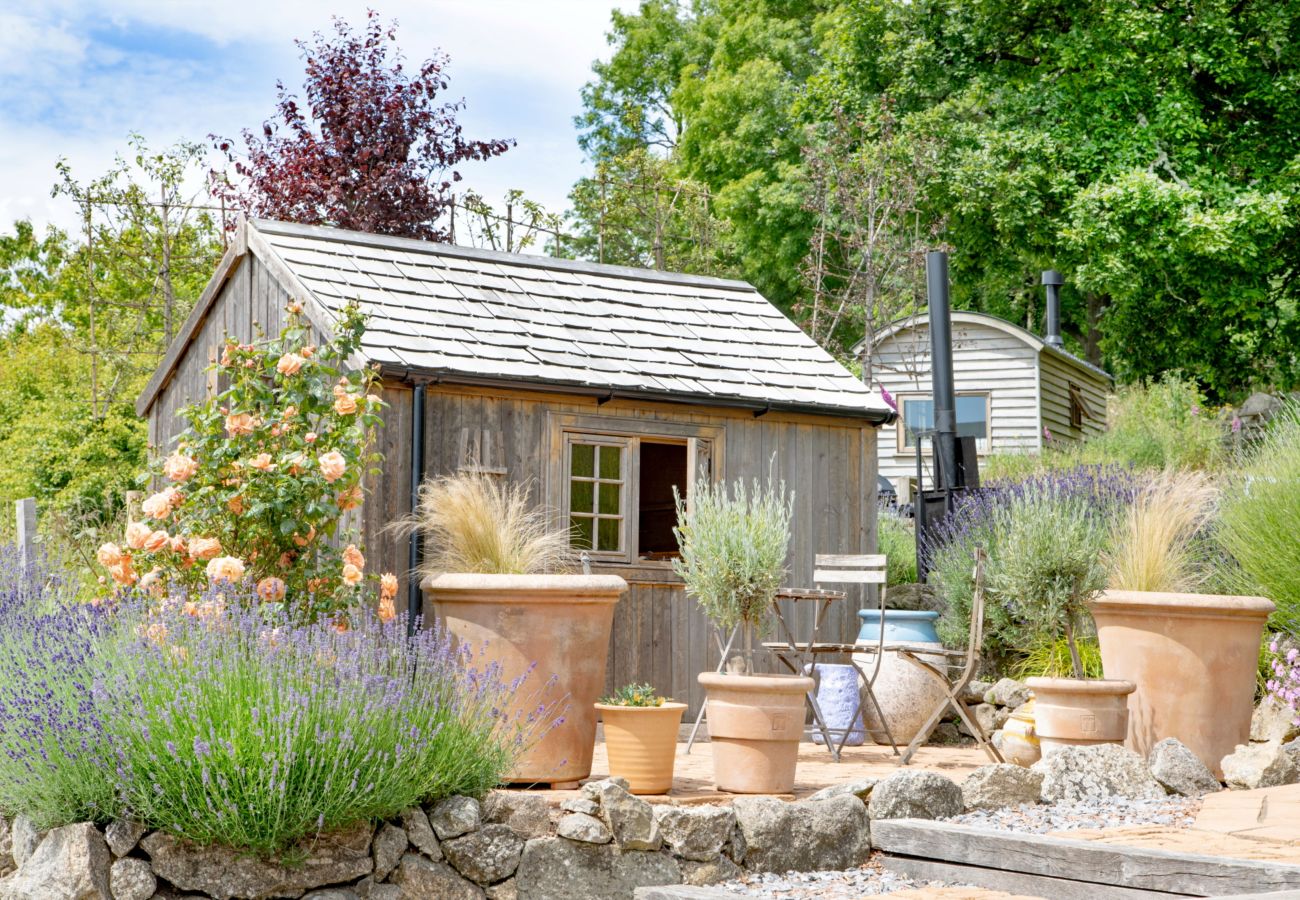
813 553 887 585
963 547 988 668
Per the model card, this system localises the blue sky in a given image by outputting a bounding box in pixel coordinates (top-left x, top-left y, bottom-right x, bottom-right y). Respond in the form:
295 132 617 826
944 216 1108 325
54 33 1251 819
0 1 634 233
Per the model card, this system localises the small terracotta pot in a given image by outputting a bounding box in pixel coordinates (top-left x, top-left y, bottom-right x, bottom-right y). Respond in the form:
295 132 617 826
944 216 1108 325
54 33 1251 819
1000 697 1041 767
1026 677 1135 757
699 672 813 794
596 702 686 794
424 573 626 787
1091 590 1274 778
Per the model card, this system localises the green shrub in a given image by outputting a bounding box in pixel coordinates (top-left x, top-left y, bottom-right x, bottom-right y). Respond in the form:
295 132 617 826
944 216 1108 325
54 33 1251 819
877 508 917 586
1089 373 1225 470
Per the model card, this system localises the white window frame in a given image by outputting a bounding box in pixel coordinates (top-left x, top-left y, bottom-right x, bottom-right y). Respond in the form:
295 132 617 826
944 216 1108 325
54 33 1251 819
895 392 991 455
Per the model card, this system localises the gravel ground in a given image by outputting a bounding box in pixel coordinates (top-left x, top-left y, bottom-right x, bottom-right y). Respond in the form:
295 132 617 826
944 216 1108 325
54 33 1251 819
715 856 952 897
944 796 1201 834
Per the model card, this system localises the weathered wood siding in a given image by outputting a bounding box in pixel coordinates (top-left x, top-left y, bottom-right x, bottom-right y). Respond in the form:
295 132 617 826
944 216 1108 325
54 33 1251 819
873 320 1040 496
1039 349 1110 444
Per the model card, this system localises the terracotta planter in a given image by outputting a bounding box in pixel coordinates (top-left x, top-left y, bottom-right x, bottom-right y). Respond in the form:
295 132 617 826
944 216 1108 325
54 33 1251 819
596 702 686 794
698 672 813 794
1000 697 1041 767
1091 590 1274 777
1026 677 1135 757
424 573 626 788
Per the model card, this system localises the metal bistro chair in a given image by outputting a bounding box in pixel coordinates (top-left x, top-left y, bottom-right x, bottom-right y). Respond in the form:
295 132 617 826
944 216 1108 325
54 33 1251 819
893 546 1003 765
762 553 899 760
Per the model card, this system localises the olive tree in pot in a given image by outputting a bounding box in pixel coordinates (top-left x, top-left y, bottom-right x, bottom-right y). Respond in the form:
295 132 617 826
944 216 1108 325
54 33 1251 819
673 475 811 793
412 472 626 789
990 485 1135 756
596 683 686 794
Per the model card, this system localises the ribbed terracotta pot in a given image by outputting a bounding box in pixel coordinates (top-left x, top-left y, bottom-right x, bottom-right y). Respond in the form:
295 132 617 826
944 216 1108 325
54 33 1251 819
1090 590 1274 777
424 573 626 788
698 672 813 794
596 702 686 795
1026 677 1135 757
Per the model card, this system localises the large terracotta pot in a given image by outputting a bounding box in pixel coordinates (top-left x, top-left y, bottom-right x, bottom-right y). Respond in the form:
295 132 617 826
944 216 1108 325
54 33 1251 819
424 573 626 788
698 672 813 794
852 610 949 744
596 702 686 794
1090 590 1275 777
1026 677 1135 757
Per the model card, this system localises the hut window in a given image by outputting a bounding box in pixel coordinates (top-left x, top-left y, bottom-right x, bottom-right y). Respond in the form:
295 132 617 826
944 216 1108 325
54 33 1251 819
567 437 628 554
1068 382 1094 428
897 393 989 453
638 441 688 558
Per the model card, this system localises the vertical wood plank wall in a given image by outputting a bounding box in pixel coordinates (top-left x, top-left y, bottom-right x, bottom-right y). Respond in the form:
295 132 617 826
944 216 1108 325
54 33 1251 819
147 259 884 718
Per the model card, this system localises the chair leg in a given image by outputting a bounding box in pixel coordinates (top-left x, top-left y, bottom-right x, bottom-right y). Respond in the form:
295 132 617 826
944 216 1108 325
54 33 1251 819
898 697 954 766
951 697 1004 764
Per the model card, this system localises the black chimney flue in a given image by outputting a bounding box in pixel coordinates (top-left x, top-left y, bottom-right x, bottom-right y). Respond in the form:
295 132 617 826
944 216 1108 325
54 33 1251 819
927 251 957 490
1042 269 1064 349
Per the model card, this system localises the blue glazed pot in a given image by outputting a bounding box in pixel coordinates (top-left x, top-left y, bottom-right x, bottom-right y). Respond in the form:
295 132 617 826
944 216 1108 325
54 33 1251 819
855 609 941 645
803 663 865 746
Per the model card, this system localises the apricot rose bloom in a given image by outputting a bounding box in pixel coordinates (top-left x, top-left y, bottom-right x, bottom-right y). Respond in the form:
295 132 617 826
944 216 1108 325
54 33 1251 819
188 537 222 561
225 412 256 436
341 563 363 587
109 558 138 586
379 572 398 601
163 451 199 482
96 542 123 568
337 485 363 511
250 453 274 471
257 577 287 602
343 544 365 570
125 521 152 550
143 530 171 553
205 556 246 583
141 490 177 521
378 593 396 624
318 451 346 483
293 525 317 548
333 394 358 415
276 353 305 376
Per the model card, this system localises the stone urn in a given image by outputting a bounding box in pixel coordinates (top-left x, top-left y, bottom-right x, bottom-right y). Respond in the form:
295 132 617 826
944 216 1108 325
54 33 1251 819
1090 590 1275 777
1000 697 1041 767
596 701 687 795
851 609 949 745
1025 677 1135 757
424 573 626 788
698 672 813 794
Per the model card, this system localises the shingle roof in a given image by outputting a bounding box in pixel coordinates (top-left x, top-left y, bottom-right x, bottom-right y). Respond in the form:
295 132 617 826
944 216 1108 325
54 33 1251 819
140 219 893 421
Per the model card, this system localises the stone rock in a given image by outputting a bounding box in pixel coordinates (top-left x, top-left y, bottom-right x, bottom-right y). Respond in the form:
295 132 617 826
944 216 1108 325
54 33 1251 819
401 807 443 861
355 877 401 900
104 819 147 858
430 796 482 841
732 795 870 872
929 722 964 745
679 855 742 886
106 857 154 900
302 891 359 900
1252 697 1300 744
389 853 483 899
962 680 993 704
806 779 876 803
961 765 1044 812
485 878 518 900
958 704 999 738
482 792 553 840
0 817 11 875
555 813 611 844
589 780 660 850
652 805 734 862
560 798 600 816
1034 744 1165 802
141 822 373 900
868 771 964 820
884 582 944 613
1222 741 1300 790
373 823 408 881
580 776 630 802
10 816 41 867
1149 738 1221 797
515 837 679 900
443 824 525 885
1 822 111 900
985 678 1031 709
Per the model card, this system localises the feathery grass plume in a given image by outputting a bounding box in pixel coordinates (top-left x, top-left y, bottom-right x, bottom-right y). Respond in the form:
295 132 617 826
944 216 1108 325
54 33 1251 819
400 472 572 576
1107 469 1217 593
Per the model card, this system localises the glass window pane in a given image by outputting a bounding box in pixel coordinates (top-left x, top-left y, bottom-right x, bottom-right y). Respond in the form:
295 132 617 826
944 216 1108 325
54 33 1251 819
597 517 621 552
903 398 934 447
956 395 988 439
599 445 622 480
598 482 621 515
570 443 594 477
571 480 594 514
571 515 594 549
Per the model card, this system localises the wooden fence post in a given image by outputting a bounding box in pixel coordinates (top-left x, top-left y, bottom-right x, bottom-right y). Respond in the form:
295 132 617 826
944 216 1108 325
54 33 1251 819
15 498 37 568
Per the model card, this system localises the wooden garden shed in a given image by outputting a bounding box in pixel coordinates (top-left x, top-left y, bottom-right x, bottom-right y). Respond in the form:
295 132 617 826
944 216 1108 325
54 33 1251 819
137 218 895 714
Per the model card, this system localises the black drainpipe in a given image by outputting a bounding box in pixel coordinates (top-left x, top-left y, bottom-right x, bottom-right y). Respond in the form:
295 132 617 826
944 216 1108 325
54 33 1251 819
926 251 958 490
406 377 429 635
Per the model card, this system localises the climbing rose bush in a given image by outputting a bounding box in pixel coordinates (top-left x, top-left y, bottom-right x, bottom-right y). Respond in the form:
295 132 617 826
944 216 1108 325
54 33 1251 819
97 301 393 623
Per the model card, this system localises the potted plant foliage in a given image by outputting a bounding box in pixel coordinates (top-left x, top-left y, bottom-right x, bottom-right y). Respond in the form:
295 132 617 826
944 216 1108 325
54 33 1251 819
673 475 811 794
595 683 687 794
1094 471 1273 776
989 482 1135 756
415 472 626 789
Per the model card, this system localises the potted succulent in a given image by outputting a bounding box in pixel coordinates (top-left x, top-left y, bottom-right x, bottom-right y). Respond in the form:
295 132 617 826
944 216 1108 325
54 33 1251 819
673 475 812 794
415 472 626 789
1093 471 1273 776
989 484 1134 756
596 683 687 794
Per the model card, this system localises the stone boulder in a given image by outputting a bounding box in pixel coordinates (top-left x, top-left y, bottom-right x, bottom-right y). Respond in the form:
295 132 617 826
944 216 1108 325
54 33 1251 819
401 806 442 861
1034 744 1164 802
485 879 518 900
679 855 742 886
559 798 600 816
1148 738 1221 797
10 816 41 868
482 792 553 840
108 857 156 900
430 796 482 841
1 822 111 900
1222 741 1300 790
389 853 483 899
588 780 660 850
372 823 408 881
1251 697 1300 744
885 582 944 613
0 817 11 876
555 814 611 844
443 824 525 885
962 680 993 704
806 779 876 803
515 837 680 900
984 678 1031 709
868 771 964 821
652 805 734 862
961 765 1044 811
731 795 870 872
142 822 373 900
958 704 999 738
104 820 147 858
